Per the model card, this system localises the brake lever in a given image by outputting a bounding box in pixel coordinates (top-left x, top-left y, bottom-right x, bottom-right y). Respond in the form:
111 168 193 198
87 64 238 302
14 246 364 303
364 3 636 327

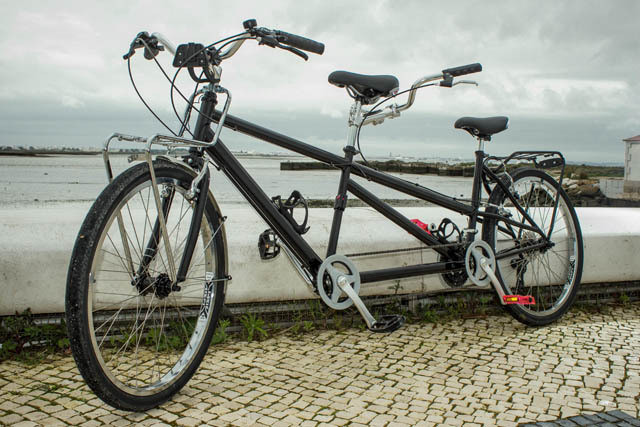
279 45 308 61
143 40 164 60
123 31 163 61
257 34 279 48
453 80 479 87
438 76 479 88
123 31 150 60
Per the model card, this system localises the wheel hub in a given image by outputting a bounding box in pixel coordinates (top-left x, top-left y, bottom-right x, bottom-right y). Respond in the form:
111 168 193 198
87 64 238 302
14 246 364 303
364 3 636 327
153 273 174 299
131 273 181 299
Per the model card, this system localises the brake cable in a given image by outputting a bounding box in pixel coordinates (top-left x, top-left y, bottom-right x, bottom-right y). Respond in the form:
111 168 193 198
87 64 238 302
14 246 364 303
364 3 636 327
128 32 246 138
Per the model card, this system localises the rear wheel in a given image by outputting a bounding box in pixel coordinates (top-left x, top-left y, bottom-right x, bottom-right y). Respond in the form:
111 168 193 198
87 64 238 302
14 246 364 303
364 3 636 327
66 159 227 410
482 168 583 326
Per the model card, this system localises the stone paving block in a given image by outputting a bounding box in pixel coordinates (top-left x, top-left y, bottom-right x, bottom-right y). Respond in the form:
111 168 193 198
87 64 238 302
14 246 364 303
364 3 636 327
1 305 640 425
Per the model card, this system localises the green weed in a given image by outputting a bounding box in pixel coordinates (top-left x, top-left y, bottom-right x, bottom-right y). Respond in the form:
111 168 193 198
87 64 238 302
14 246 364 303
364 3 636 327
240 313 268 342
211 319 231 345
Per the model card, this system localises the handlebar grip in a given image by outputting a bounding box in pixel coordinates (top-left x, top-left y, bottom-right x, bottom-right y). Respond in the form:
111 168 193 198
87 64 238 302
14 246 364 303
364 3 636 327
442 63 482 77
275 31 325 55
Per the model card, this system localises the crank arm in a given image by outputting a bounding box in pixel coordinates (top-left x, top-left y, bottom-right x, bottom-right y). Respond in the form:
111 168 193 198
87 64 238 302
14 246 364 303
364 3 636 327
336 278 405 333
479 258 535 306
480 257 507 304
336 277 376 328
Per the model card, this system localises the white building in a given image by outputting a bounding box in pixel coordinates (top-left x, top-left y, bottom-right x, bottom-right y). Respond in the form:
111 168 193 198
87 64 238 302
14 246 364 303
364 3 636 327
624 135 640 193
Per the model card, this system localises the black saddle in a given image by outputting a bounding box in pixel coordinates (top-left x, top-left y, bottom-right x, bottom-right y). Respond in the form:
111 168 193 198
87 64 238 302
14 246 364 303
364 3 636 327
328 71 399 101
454 116 509 141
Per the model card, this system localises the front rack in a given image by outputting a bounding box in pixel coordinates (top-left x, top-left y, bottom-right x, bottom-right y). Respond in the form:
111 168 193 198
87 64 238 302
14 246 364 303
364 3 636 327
102 133 218 182
102 84 232 183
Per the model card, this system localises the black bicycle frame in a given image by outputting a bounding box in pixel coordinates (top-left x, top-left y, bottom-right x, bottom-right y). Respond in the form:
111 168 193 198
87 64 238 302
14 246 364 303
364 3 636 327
180 94 551 286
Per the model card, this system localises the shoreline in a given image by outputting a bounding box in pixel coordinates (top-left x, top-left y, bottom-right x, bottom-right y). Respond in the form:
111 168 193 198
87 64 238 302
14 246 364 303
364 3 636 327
281 159 625 179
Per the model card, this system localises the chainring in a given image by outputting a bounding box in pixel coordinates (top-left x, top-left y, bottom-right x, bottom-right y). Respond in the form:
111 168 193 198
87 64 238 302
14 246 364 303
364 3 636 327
316 255 361 310
464 240 496 287
438 253 469 288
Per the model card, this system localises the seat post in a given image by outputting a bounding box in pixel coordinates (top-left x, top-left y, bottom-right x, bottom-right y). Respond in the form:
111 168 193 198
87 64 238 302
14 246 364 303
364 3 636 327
345 99 363 148
326 98 363 257
477 137 485 152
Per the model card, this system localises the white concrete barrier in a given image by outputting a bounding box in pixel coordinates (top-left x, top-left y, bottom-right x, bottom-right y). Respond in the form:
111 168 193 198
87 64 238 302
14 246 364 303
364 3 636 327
1 205 639 315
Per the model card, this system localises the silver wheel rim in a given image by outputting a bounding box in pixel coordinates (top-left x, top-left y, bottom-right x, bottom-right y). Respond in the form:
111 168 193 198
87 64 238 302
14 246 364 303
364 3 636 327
494 176 579 316
87 176 217 396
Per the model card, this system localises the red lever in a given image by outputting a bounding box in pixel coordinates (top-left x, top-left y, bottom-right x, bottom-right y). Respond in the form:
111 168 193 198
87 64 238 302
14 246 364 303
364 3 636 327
503 295 536 305
410 219 431 234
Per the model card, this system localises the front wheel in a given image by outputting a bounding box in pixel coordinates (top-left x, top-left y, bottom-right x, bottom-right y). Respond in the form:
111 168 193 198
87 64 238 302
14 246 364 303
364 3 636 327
66 159 227 410
482 168 583 326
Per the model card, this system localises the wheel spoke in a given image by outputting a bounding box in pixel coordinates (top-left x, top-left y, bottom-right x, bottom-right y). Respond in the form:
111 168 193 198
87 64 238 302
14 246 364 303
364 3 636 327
487 170 581 323
68 163 224 404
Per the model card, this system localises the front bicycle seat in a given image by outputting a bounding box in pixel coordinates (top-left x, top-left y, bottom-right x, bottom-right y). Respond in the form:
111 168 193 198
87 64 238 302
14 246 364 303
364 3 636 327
329 71 399 101
455 116 509 141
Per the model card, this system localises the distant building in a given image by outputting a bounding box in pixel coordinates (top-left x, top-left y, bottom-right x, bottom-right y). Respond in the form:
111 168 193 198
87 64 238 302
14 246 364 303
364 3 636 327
624 135 640 193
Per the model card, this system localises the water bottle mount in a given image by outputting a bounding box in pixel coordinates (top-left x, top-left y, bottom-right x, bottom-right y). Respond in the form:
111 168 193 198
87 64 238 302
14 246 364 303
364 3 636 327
272 190 310 235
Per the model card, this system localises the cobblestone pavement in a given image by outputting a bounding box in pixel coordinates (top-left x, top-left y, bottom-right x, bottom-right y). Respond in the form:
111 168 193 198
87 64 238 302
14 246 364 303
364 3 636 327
1 304 639 426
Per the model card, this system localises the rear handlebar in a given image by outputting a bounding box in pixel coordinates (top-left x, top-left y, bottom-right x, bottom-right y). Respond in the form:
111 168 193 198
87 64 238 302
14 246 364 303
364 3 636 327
273 30 325 55
442 63 482 77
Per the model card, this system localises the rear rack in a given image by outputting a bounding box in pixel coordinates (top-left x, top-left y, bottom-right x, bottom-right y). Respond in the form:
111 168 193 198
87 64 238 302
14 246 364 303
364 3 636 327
483 151 566 197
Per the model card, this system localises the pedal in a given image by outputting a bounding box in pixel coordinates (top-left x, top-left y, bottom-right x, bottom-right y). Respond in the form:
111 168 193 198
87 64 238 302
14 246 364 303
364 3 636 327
369 314 405 333
503 295 536 305
258 229 280 260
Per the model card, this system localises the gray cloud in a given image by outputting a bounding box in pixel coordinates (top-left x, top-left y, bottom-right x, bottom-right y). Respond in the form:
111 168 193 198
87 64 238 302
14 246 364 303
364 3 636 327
0 0 637 164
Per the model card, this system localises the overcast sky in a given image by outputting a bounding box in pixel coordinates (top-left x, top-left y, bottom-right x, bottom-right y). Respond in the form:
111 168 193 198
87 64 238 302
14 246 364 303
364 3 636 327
1 0 638 163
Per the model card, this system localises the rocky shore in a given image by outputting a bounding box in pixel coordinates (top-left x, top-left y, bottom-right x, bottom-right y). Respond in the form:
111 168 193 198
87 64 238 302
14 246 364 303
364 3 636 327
563 179 640 207
281 160 638 207
281 159 478 177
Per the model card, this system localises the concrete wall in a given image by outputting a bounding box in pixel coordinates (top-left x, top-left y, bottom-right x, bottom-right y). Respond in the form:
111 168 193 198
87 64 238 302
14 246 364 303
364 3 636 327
1 205 639 316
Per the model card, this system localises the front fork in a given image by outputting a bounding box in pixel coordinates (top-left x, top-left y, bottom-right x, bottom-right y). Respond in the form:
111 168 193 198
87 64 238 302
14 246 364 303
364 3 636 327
136 88 219 285
135 163 211 285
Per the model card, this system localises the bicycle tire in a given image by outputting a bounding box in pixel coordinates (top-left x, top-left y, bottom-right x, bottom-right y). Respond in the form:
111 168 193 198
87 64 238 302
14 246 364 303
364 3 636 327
66 158 227 411
481 168 583 326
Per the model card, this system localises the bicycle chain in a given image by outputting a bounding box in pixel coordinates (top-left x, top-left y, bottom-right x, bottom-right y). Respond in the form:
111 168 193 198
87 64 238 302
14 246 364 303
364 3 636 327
344 241 464 258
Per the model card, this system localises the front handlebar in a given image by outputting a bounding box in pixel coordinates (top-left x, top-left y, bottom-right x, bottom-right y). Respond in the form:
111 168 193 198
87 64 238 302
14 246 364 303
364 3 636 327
124 19 324 64
273 30 325 55
150 32 176 56
124 20 480 124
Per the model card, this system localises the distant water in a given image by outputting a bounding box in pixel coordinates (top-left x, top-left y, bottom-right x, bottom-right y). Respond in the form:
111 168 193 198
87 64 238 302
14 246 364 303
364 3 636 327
0 154 473 207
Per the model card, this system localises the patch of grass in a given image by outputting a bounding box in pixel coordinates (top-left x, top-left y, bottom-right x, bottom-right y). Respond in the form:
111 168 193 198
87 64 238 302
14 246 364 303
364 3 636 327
477 295 492 315
332 313 345 331
240 313 268 343
0 309 69 363
619 292 630 306
211 319 231 345
421 308 438 323
302 320 314 332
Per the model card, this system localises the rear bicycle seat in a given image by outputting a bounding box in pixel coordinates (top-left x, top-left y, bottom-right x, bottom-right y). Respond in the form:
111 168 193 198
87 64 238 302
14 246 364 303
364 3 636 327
455 116 508 141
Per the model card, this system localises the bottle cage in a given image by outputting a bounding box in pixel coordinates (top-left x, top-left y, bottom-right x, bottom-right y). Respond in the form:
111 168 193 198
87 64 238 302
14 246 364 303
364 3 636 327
272 190 310 235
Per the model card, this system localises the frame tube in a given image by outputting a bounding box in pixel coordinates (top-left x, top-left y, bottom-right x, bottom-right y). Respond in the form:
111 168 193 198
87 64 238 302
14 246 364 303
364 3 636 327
360 261 451 284
206 140 323 269
347 180 448 257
